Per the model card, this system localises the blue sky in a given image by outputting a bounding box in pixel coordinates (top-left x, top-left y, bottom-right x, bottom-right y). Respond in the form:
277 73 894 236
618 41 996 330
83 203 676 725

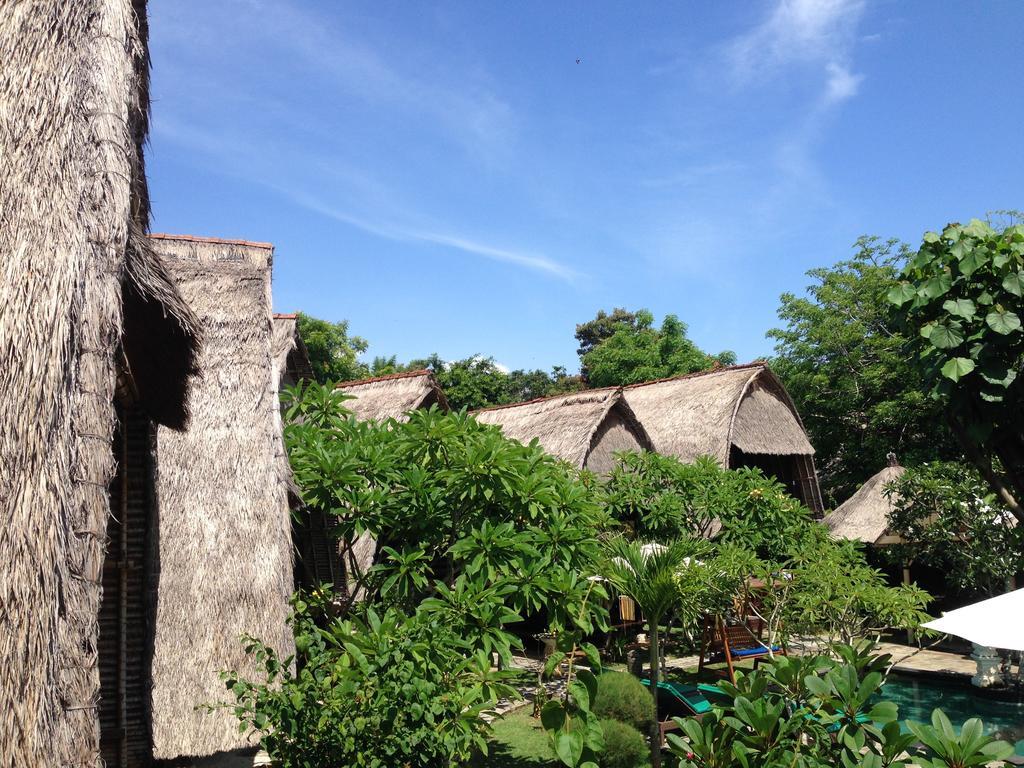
147 1 1024 372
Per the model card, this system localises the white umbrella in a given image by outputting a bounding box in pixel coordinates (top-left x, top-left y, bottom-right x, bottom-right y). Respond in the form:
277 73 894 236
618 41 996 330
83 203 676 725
921 587 1024 651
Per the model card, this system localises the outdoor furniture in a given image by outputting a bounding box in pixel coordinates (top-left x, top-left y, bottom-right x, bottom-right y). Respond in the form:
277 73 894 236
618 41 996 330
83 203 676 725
641 679 716 744
698 614 786 683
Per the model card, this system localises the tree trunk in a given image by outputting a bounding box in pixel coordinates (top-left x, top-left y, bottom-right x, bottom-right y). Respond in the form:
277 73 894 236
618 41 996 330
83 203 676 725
948 415 1024 524
649 623 662 768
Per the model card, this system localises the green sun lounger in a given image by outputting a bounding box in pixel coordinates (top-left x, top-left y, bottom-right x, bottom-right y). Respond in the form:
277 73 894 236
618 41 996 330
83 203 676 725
641 679 714 717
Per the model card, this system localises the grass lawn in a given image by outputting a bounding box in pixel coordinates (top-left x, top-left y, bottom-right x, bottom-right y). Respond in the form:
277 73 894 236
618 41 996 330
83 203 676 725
471 707 557 767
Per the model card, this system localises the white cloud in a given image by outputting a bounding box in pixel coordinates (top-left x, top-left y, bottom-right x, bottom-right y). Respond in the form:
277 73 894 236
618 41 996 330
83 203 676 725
824 61 864 103
274 186 578 282
728 0 866 105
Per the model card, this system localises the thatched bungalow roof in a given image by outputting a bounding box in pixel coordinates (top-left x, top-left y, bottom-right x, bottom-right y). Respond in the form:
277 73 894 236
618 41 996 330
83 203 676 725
473 389 654 472
335 369 449 422
148 234 295 760
1 4 200 766
623 363 823 512
824 457 906 545
623 363 813 462
273 313 314 388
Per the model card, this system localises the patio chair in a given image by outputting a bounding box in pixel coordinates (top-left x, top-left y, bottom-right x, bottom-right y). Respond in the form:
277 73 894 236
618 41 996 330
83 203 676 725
697 614 786 683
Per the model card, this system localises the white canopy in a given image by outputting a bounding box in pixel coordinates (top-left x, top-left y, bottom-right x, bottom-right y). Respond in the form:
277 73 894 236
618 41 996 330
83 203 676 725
921 588 1024 651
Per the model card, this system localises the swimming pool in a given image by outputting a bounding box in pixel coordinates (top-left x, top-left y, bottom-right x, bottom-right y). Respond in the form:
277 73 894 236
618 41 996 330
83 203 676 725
879 674 1024 756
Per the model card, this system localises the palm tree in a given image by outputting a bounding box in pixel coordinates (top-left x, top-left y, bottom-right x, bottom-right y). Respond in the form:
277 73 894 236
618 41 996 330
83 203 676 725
604 537 704 768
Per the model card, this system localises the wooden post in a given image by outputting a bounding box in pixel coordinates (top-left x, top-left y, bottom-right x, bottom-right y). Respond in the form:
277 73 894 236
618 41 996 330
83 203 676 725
118 419 128 768
903 564 916 645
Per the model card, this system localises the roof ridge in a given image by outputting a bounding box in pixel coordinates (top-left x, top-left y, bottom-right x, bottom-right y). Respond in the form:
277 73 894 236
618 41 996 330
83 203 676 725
623 361 768 390
472 386 619 414
149 233 274 250
273 312 298 319
335 369 434 388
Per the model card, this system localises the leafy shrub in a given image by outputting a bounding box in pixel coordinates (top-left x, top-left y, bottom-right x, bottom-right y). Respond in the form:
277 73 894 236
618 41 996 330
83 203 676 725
666 644 1015 768
599 718 650 768
222 603 516 768
593 671 653 734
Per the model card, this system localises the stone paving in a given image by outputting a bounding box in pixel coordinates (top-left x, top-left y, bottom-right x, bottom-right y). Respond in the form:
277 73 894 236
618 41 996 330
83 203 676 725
875 640 976 678
487 656 567 719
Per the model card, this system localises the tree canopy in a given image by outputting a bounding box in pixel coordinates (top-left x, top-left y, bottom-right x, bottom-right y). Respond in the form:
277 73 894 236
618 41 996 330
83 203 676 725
578 308 735 388
769 237 959 505
296 312 370 383
404 354 583 411
888 218 1024 521
885 461 1023 599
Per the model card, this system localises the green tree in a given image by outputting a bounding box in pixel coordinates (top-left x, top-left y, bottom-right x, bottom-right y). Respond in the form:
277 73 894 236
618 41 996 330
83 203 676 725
580 309 734 387
886 462 1023 598
603 537 706 768
888 219 1024 521
407 354 583 410
602 453 815 561
295 312 369 383
575 308 641 358
769 237 959 505
282 381 610 655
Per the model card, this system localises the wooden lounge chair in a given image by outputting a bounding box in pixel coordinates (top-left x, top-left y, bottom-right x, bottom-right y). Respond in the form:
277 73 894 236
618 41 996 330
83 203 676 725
697 614 786 683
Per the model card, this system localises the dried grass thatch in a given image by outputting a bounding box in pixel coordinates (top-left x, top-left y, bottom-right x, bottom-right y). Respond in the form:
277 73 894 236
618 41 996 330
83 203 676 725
335 369 449 422
623 363 814 463
824 457 906 545
1 4 199 766
272 313 314 389
148 235 295 760
473 389 653 471
624 364 823 513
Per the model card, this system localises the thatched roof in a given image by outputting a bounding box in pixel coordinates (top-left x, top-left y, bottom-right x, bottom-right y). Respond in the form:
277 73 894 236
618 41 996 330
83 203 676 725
1 4 199 766
473 389 654 469
148 234 295 760
336 369 449 422
623 363 814 464
272 313 314 388
824 459 906 545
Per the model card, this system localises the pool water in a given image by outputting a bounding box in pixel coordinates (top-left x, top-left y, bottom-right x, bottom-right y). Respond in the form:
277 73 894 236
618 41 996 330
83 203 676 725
878 674 1024 756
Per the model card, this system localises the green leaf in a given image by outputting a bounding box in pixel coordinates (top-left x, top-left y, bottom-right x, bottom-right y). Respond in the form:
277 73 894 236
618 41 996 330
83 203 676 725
1002 270 1024 296
941 298 976 319
981 740 1015 761
959 248 989 278
540 700 567 732
580 642 601 671
922 231 940 243
553 729 584 767
964 218 993 238
928 323 964 349
920 272 952 299
980 363 1017 388
940 357 975 382
887 283 917 306
865 700 898 723
985 310 1021 335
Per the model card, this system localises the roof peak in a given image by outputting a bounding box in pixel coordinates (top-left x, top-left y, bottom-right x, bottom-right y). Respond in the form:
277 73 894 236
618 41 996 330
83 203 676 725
623 361 769 390
335 369 434 388
472 386 619 414
149 233 274 250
